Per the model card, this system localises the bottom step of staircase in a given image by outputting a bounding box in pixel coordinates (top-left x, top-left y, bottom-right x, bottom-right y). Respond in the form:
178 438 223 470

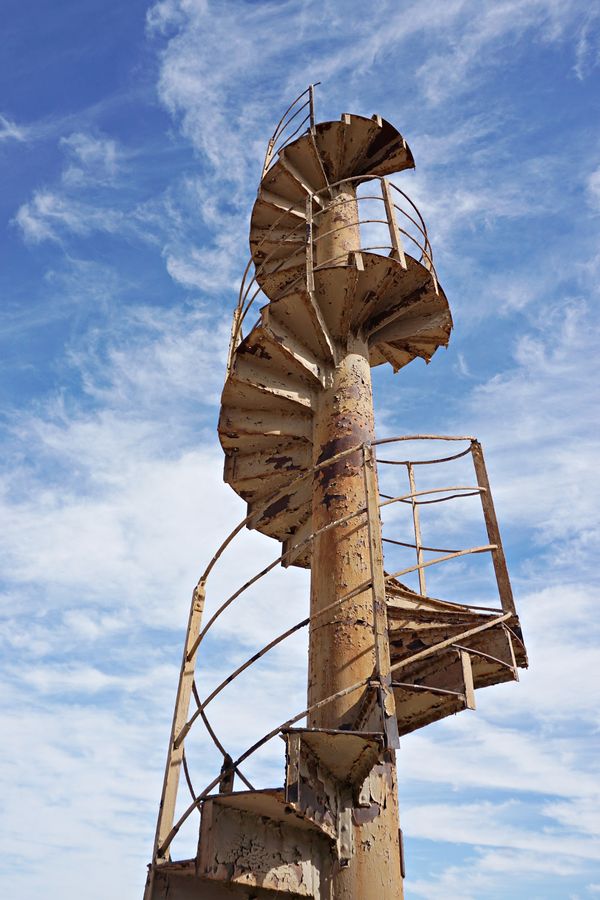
148 858 308 898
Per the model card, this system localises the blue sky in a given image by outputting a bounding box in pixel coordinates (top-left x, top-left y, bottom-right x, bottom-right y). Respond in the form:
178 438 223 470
1 1 599 898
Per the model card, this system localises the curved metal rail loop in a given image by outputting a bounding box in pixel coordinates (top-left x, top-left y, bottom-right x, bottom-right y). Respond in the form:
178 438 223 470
227 176 436 373
261 82 320 178
150 436 517 863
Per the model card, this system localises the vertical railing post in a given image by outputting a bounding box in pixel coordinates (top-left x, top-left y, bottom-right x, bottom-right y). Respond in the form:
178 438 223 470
305 195 315 293
261 139 274 180
363 443 400 750
150 582 206 866
406 462 426 596
309 83 316 134
470 440 516 615
226 305 242 377
381 178 407 270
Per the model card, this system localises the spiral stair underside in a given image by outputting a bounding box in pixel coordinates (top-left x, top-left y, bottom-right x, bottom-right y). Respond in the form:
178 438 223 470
219 112 452 558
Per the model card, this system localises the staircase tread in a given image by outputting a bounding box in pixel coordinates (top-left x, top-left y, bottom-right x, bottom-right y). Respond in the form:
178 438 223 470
283 728 383 785
208 787 331 835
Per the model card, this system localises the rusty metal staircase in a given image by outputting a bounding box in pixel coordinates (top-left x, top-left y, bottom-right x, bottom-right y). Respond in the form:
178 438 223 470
220 93 451 561
144 87 527 900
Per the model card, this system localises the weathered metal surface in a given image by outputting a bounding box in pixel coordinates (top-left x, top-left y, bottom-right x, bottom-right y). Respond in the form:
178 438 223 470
285 729 382 787
283 727 387 868
471 439 517 615
308 339 377 729
147 859 289 899
314 184 360 271
284 732 342 844
198 798 332 897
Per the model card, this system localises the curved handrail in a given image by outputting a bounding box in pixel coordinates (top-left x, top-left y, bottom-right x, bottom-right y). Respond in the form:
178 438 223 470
261 83 320 178
153 436 515 864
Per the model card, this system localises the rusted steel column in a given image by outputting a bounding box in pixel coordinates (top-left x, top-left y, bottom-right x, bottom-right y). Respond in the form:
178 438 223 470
308 344 403 898
308 339 375 727
308 178 403 895
315 183 360 267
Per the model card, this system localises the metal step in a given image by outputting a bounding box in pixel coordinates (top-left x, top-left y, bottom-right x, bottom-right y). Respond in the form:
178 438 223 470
197 789 332 897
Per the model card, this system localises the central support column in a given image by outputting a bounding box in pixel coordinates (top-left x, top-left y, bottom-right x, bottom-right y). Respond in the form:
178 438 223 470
308 186 404 898
308 342 375 728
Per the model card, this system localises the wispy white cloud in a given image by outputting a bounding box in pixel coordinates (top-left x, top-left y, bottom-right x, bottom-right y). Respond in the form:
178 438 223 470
60 131 121 185
14 189 125 243
574 14 600 80
0 113 27 142
587 165 600 210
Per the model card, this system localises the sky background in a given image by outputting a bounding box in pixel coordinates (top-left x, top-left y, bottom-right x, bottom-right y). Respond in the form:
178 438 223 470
1 1 599 898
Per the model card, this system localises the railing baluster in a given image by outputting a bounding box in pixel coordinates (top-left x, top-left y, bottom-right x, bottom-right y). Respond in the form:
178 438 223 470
363 443 400 749
152 583 206 865
306 195 315 292
470 440 516 615
406 462 426 596
381 177 407 270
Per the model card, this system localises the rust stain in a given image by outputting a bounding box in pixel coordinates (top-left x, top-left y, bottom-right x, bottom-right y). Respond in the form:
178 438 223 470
266 454 299 470
261 494 291 520
240 342 272 360
352 802 381 825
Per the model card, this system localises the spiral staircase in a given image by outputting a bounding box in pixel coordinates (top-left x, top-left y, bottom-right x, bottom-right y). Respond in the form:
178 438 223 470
145 88 527 900
220 112 452 571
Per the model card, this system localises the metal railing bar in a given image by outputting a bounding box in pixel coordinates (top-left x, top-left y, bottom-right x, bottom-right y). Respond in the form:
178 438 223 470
269 88 312 144
179 616 311 744
382 537 461 554
391 203 429 245
378 485 485 510
180 569 376 746
504 623 526 650
312 246 394 269
389 612 512 675
388 183 430 245
249 188 428 282
384 545 497 583
200 441 478 590
271 99 310 144
263 93 312 174
451 643 516 671
310 192 430 251
157 673 373 858
387 595 504 613
199 441 367 585
190 500 370 661
374 434 475 445
297 186 429 246
407 462 426 595
391 682 465 698
182 534 503 748
377 446 473 466
312 218 391 245
391 202 433 264
181 749 197 803
191 681 255 791
272 113 311 158
230 185 438 357
396 228 435 270
311 195 389 216
250 178 429 280
380 490 483 506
